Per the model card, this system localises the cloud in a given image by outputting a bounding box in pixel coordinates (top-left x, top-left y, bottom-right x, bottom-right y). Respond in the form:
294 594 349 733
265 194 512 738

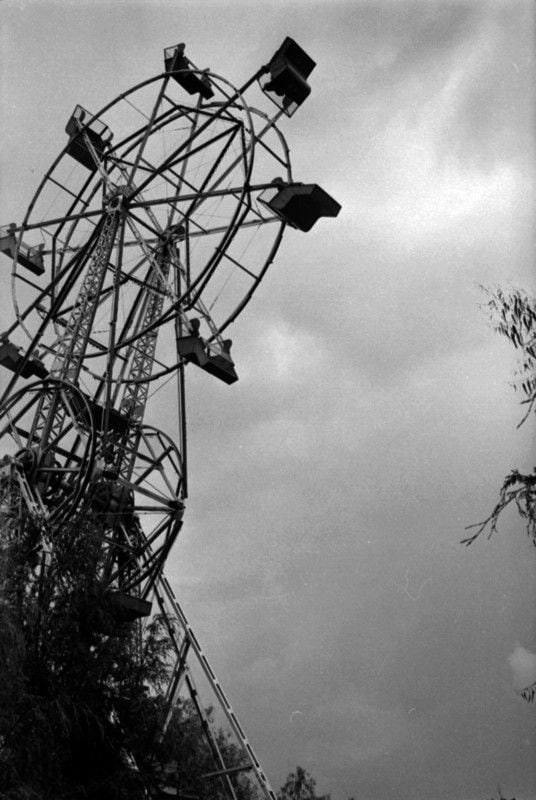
508 644 536 692
2 4 536 800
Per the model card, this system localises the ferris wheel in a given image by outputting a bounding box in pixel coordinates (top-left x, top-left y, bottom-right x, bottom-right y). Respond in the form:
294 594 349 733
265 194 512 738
0 38 339 798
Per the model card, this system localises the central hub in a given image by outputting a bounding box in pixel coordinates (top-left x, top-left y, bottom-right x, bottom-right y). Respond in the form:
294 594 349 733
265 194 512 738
105 184 130 212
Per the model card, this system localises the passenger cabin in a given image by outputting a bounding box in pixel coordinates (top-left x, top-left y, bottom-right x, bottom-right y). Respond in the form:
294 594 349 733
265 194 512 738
0 339 48 379
0 224 45 276
72 392 130 435
109 591 152 621
65 105 113 171
91 481 134 526
262 37 316 116
177 331 238 384
164 43 214 99
86 591 152 632
259 181 341 232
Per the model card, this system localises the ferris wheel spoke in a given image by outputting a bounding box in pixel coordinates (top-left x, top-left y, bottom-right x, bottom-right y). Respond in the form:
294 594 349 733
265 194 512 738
125 209 162 242
17 178 274 240
4 411 26 451
111 102 191 170
125 126 245 233
79 250 154 322
123 218 176 310
130 100 242 199
133 465 180 502
139 152 201 203
14 206 106 237
0 399 37 446
166 106 202 230
128 478 178 507
39 420 79 457
104 516 177 588
133 447 179 489
108 156 155 178
164 122 241 181
182 141 243 227
140 518 176 552
126 73 173 188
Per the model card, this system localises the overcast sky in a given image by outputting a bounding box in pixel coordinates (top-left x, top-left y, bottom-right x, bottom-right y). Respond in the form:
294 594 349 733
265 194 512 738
1 2 535 799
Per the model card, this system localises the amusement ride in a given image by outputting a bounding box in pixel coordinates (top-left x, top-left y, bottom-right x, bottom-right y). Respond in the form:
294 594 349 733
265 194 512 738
0 38 340 798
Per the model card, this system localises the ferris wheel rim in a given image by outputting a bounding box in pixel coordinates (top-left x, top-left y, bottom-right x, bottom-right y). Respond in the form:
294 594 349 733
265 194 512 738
0 377 98 525
9 67 290 358
11 68 255 337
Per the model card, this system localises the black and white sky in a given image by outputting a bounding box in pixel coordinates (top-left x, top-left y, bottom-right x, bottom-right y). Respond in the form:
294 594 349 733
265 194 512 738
1 2 535 799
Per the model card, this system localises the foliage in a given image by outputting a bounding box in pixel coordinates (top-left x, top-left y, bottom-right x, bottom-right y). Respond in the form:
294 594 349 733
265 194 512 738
484 286 536 421
462 468 536 547
152 701 257 800
278 767 330 800
0 505 257 800
517 680 536 703
463 287 536 705
0 510 160 798
463 288 536 548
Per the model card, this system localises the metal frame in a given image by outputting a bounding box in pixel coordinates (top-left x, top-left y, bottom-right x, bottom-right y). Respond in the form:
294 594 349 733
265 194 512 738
0 38 335 800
